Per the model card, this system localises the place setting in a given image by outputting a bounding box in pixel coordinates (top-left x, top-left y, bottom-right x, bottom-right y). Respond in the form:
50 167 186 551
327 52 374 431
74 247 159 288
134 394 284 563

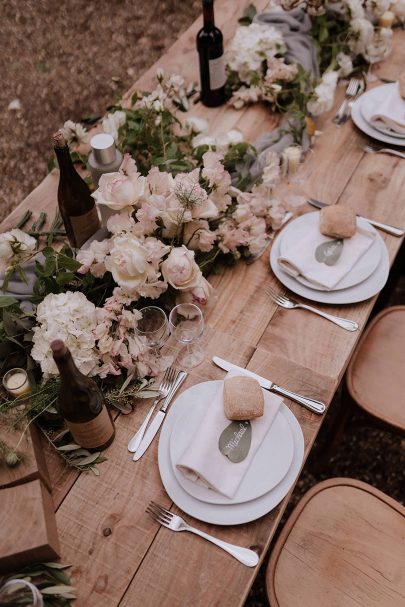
269 203 391 306
351 78 405 148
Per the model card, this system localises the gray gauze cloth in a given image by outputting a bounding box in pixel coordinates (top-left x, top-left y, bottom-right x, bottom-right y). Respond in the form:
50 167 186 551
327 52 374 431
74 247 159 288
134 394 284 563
238 8 320 182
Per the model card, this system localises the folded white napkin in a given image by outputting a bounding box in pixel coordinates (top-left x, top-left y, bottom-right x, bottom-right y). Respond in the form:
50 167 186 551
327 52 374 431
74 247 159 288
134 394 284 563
277 221 376 290
176 370 283 499
368 83 405 135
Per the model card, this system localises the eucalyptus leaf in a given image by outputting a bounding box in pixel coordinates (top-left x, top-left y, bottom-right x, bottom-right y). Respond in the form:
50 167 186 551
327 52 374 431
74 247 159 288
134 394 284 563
56 443 82 452
73 452 101 466
43 563 72 570
41 585 77 597
90 466 100 476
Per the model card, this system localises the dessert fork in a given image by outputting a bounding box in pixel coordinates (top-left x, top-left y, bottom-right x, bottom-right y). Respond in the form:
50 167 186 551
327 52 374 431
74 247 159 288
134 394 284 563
127 366 177 452
266 286 359 332
333 77 361 125
146 501 259 567
363 144 405 159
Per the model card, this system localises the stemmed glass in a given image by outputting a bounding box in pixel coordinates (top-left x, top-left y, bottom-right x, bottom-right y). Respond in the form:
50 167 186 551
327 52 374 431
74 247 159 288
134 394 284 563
169 303 204 369
364 28 392 82
136 306 169 357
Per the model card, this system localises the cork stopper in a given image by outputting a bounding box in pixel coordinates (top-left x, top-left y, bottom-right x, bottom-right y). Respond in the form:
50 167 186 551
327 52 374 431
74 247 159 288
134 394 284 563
51 339 68 358
52 131 67 148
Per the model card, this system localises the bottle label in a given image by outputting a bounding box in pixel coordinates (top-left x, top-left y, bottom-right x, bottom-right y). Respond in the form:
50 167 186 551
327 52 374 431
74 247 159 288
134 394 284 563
70 206 101 248
209 55 226 90
66 407 114 449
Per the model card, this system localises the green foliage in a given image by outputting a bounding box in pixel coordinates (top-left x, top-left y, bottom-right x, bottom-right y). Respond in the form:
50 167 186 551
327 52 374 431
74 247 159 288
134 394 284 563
0 562 76 605
238 3 257 25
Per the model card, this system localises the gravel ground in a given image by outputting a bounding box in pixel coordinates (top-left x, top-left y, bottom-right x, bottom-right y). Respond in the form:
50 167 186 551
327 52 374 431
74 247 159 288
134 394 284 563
1 2 404 605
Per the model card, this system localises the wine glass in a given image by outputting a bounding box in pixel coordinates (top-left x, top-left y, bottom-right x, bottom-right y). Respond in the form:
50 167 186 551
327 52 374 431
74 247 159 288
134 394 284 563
169 303 204 369
364 28 392 82
136 306 169 356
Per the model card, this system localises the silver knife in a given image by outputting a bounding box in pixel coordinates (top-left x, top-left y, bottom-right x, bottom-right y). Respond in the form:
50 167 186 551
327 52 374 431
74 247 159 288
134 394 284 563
133 371 188 461
307 198 405 237
212 356 325 415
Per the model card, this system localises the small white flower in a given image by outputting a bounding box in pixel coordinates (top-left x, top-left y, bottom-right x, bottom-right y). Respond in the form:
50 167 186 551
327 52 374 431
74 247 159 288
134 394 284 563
183 116 209 135
60 120 88 145
336 52 354 77
0 229 37 274
307 71 339 117
348 18 374 55
102 110 126 143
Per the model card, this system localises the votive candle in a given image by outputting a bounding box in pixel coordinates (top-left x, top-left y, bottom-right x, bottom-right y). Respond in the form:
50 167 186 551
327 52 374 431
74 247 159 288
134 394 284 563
2 368 32 398
379 11 395 28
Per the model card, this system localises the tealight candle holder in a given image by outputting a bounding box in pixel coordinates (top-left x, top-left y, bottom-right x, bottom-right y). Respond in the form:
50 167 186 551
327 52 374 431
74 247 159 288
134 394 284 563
2 368 32 398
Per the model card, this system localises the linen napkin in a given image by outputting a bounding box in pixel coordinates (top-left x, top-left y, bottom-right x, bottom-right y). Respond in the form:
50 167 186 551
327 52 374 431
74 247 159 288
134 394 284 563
176 370 283 499
277 221 376 290
368 83 405 135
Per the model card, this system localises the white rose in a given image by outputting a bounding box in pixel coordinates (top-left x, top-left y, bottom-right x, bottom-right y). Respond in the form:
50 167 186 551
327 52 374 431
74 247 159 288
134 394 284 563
307 71 338 116
92 154 146 211
176 276 213 306
105 234 152 292
161 246 202 291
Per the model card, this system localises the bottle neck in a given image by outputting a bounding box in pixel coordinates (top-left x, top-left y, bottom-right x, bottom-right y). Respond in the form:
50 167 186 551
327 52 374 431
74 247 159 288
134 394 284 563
54 144 76 175
203 0 215 29
54 349 83 382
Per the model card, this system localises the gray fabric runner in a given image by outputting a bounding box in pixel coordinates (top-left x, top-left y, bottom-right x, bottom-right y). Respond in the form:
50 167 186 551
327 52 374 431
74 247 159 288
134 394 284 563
241 8 319 182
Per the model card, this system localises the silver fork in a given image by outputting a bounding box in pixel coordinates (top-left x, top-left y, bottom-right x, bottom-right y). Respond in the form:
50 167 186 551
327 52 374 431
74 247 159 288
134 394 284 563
146 502 259 567
363 144 405 159
127 366 177 452
333 77 361 125
266 286 359 332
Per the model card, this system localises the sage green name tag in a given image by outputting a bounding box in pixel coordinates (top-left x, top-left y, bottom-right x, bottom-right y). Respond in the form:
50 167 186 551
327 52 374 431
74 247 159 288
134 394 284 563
315 239 344 266
218 420 252 463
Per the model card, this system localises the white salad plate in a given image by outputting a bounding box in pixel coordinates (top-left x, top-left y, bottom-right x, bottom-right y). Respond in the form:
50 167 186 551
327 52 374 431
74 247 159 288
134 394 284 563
158 381 304 526
270 217 389 305
359 83 405 139
352 86 405 146
277 213 381 292
169 381 295 505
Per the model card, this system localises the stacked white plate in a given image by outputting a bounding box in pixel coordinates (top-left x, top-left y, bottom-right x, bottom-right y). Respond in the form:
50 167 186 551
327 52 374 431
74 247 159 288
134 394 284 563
270 212 389 304
351 83 405 146
158 380 304 525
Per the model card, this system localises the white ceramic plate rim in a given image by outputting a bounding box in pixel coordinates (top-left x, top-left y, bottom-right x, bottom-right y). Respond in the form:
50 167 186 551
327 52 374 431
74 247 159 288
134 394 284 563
270 227 389 304
158 381 305 526
359 83 405 139
352 93 405 146
169 382 295 505
277 212 381 291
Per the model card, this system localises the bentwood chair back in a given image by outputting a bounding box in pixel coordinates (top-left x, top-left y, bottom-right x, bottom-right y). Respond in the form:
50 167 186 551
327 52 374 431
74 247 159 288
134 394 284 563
266 478 405 607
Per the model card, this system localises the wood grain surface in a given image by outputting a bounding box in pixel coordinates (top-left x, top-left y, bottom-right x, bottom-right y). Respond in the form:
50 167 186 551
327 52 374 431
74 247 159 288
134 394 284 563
0 1 404 605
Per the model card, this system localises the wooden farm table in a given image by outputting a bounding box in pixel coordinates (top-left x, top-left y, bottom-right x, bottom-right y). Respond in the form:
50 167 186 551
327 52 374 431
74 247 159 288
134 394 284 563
1 2 405 605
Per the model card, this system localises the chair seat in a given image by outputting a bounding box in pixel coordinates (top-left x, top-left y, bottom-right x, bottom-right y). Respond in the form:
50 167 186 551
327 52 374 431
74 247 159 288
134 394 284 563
346 306 405 432
266 478 405 607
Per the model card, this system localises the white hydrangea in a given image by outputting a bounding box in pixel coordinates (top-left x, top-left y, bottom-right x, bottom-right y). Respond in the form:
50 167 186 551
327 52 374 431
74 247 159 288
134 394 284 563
227 23 285 84
31 292 99 377
307 71 339 116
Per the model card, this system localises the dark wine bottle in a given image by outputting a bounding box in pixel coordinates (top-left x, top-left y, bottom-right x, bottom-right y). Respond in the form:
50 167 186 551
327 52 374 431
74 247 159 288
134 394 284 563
53 132 101 248
51 340 115 452
196 0 226 107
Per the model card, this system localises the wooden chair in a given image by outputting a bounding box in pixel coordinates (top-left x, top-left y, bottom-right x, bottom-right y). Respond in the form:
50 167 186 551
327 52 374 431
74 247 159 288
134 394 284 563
266 478 405 607
345 305 405 433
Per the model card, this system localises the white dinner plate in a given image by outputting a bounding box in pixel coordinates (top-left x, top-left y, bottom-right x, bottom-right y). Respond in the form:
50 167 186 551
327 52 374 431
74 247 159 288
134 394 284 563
277 213 381 292
158 381 304 526
359 83 405 139
270 227 389 305
352 89 405 146
169 382 295 505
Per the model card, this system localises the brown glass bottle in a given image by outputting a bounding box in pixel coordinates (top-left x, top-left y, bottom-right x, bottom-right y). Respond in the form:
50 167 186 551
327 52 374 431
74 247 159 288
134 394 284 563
51 340 115 451
196 0 226 107
53 132 101 248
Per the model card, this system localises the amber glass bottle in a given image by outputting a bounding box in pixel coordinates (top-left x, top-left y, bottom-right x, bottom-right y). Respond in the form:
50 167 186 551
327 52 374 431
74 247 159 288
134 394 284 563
51 340 115 451
196 0 226 107
53 132 100 248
